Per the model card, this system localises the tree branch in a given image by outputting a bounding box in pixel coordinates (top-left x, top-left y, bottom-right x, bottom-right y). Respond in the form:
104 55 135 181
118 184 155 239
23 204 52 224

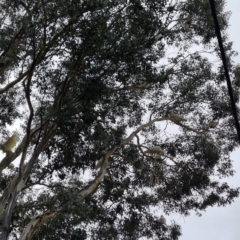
19 211 59 240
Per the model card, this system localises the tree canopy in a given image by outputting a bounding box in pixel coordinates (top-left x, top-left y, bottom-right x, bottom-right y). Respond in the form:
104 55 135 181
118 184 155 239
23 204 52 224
0 0 239 239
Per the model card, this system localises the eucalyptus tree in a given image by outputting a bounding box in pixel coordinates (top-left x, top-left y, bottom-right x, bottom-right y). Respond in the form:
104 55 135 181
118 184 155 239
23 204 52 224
0 0 239 239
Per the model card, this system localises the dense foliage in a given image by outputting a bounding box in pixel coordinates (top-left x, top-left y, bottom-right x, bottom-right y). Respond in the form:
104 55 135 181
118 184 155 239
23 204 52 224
0 0 239 239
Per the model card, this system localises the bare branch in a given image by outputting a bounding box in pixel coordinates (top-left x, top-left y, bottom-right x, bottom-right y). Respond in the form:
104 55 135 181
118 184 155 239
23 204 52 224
80 147 117 198
121 117 169 145
19 72 34 177
0 70 31 95
19 147 118 240
0 124 47 174
0 173 19 216
19 211 59 240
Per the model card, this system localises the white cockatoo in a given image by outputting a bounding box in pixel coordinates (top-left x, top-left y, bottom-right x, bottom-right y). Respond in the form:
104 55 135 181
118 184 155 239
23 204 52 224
159 215 166 224
144 146 164 155
95 158 104 170
169 111 187 122
0 132 19 155
208 120 218 128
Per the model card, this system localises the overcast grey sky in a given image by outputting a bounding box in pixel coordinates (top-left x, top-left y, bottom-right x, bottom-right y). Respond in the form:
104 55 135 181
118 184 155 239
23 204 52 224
174 1 240 239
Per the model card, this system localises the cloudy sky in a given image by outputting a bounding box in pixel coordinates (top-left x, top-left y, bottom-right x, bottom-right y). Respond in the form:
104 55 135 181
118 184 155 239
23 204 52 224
174 1 240 239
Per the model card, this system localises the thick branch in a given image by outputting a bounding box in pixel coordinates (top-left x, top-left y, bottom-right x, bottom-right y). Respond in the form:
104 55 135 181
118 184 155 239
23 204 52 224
0 124 46 174
81 147 117 198
0 70 31 95
0 124 58 239
19 211 59 240
122 117 203 147
19 73 34 176
19 147 117 239
121 117 169 145
0 174 19 216
16 117 202 239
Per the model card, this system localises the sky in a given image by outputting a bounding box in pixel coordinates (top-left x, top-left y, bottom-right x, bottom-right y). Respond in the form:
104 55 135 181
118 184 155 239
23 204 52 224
173 1 240 239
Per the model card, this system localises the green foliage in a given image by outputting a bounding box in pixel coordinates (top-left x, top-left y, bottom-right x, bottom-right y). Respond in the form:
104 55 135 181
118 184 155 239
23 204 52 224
0 0 239 239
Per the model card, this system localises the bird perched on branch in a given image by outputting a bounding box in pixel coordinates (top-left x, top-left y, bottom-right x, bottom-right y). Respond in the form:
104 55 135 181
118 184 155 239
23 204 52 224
144 146 164 155
95 158 104 170
169 111 187 122
183 18 192 31
166 66 174 75
0 132 19 155
159 215 166 224
208 120 218 128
